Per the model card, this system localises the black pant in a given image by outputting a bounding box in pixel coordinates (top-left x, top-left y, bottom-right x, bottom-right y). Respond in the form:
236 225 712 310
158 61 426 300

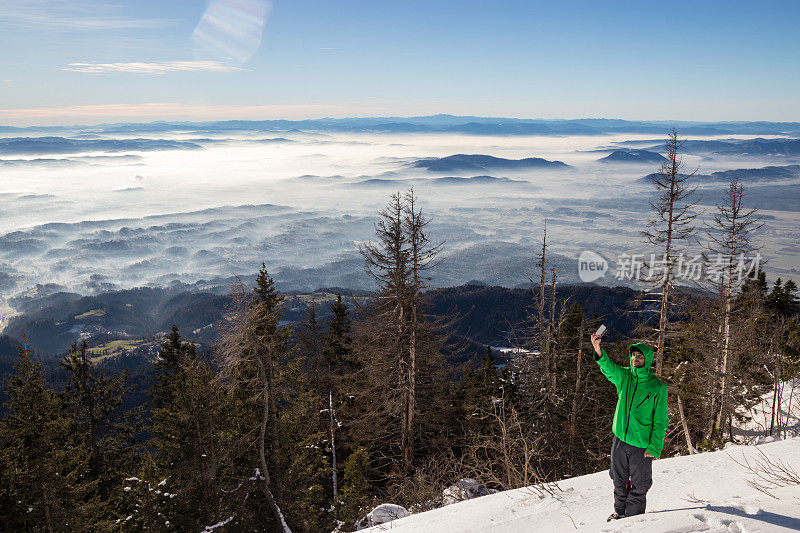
609 435 653 517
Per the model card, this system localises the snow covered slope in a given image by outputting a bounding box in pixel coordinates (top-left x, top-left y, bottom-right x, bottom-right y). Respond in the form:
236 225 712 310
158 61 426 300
363 438 800 532
734 379 800 443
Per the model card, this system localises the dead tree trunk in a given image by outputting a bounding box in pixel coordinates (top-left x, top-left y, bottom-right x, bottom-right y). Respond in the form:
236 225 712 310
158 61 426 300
704 178 763 440
548 265 558 392
569 315 586 456
258 358 292 533
329 391 339 503
642 129 697 377
676 395 695 454
538 224 549 390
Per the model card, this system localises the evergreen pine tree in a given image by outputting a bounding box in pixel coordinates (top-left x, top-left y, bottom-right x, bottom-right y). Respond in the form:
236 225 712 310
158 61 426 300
150 325 196 409
767 278 800 317
323 294 355 380
149 326 246 530
0 339 96 531
59 339 140 527
297 303 324 395
458 347 503 439
354 190 452 482
339 447 372 529
277 352 331 532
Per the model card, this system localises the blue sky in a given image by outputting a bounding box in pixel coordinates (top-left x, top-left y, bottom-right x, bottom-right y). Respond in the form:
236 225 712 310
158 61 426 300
1 0 798 125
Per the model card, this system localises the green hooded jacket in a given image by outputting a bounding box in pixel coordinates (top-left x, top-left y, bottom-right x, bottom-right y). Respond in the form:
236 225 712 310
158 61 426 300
595 342 669 458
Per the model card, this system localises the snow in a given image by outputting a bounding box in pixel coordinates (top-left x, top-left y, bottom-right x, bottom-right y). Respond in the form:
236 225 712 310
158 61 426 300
202 516 234 531
361 437 800 532
249 468 265 481
733 379 800 443
363 504 410 527
442 478 498 506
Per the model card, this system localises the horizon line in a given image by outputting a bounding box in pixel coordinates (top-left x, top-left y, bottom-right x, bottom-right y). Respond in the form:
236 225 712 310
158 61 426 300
1 107 799 129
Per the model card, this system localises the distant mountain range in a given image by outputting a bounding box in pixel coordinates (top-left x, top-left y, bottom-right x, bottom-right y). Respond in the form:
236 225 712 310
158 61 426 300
0 158 85 168
598 149 667 163
0 137 201 155
3 115 800 137
638 164 800 184
412 154 568 172
644 138 800 156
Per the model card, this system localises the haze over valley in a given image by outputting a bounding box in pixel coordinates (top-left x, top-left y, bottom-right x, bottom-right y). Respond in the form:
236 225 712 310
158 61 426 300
2 116 800 323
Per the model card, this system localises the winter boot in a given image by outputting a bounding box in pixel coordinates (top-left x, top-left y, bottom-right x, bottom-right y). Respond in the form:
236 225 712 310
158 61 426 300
606 512 624 522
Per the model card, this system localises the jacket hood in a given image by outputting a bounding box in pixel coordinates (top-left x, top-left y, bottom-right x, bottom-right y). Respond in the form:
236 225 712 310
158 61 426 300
628 342 654 377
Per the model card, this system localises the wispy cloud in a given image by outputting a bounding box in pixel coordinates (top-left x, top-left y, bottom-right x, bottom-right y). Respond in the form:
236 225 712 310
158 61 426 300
0 1 171 31
63 61 245 74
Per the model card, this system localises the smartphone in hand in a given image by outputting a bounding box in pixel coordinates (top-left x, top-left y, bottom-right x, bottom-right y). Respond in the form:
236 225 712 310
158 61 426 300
594 324 607 338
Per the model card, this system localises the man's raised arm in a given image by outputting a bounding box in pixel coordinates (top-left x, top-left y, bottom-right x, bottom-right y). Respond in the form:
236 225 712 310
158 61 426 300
591 333 624 387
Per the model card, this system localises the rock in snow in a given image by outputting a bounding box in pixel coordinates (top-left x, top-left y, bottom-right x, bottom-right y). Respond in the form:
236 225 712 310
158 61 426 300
442 478 498 506
361 437 800 532
363 504 410 527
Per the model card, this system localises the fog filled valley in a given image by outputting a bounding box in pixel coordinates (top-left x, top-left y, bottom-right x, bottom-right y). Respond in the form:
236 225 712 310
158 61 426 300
3 117 800 325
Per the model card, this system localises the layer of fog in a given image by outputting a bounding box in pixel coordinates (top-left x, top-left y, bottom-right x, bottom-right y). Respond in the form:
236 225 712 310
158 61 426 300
1 130 799 317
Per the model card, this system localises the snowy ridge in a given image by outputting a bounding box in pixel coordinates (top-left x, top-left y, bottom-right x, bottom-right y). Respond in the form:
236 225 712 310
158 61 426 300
362 438 800 532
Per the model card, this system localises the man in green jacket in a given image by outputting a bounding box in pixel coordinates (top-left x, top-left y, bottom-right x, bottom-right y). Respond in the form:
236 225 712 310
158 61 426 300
590 332 668 521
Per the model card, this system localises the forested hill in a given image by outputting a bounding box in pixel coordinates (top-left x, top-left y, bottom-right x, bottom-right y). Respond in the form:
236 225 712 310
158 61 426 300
0 281 641 423
2 282 644 359
425 283 641 346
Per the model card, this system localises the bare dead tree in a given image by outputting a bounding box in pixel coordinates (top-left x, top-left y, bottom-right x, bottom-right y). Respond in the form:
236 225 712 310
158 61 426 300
356 189 445 476
403 188 444 473
673 361 696 454
535 222 550 389
359 191 411 471
518 221 570 399
547 265 558 391
568 314 586 456
702 178 764 440
461 388 557 495
641 128 699 377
